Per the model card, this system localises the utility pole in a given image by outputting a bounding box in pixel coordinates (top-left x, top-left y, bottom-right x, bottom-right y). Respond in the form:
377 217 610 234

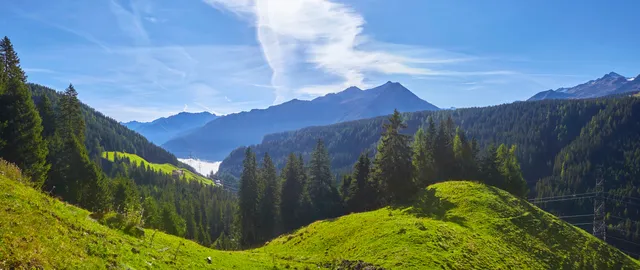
593 177 606 241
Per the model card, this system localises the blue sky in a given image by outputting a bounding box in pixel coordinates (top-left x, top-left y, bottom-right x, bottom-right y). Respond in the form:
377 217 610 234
1 0 639 122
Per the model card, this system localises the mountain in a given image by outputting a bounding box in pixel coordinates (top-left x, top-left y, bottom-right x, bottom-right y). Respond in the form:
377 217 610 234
612 74 640 94
123 112 218 145
527 72 636 101
527 89 574 101
218 96 640 256
2 171 636 269
162 82 439 160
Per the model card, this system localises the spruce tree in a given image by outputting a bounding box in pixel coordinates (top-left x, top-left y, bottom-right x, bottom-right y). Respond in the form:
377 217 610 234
371 110 413 204
434 117 455 181
497 145 528 197
479 144 503 189
340 174 353 209
347 152 375 212
307 140 340 220
258 153 279 241
47 84 109 211
412 128 436 188
280 153 302 231
0 37 49 187
37 95 56 139
238 147 259 247
0 36 27 83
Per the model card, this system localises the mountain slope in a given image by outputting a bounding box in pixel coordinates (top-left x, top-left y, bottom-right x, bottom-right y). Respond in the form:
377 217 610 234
527 89 575 101
528 72 637 101
123 112 218 145
28 83 180 165
4 170 635 269
262 181 638 269
0 170 307 269
162 82 438 160
101 151 215 185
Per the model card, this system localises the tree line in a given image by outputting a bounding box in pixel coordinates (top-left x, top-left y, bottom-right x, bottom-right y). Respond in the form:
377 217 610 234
236 110 526 248
0 36 236 247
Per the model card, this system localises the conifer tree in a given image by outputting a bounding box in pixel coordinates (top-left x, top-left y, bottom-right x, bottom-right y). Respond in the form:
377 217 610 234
0 36 26 83
280 153 303 231
346 151 375 212
37 95 56 139
46 84 109 211
371 110 413 204
412 128 436 188
307 140 340 220
497 145 528 197
0 37 49 187
258 153 279 241
238 147 259 247
479 144 503 189
340 174 353 208
434 117 455 181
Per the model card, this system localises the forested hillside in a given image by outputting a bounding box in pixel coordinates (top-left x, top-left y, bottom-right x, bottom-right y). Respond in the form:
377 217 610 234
0 36 235 248
219 95 640 256
28 83 179 165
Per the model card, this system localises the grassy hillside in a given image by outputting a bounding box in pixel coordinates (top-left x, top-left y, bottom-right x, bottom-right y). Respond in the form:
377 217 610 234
1 167 637 269
102 151 214 186
262 181 639 269
0 171 308 269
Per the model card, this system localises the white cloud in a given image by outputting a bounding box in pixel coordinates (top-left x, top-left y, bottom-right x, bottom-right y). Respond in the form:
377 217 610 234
204 0 517 103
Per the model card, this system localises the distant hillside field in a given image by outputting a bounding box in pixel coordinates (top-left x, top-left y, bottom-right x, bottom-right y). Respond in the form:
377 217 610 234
1 169 636 269
102 151 214 186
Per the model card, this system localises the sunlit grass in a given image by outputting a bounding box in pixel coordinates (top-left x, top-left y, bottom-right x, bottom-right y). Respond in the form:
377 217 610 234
102 151 214 186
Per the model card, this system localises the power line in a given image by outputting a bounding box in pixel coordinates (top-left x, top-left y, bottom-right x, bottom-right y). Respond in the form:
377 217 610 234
531 196 596 204
556 214 594 219
569 222 593 227
529 192 597 202
615 247 640 259
607 235 640 248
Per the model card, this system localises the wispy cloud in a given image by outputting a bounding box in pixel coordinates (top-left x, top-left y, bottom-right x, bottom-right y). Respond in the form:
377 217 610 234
204 0 515 102
108 0 149 45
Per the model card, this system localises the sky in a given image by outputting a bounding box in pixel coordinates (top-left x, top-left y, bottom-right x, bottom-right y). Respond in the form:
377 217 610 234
1 0 639 122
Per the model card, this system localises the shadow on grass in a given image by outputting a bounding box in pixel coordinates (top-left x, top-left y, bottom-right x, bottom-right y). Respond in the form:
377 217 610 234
403 188 467 227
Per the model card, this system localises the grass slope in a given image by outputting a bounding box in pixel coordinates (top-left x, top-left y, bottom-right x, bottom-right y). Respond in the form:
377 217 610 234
102 151 214 186
262 181 639 269
1 172 637 269
0 174 309 269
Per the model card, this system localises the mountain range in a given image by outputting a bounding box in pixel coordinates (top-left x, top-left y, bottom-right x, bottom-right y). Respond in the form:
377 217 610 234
528 72 639 101
161 81 439 160
123 112 218 145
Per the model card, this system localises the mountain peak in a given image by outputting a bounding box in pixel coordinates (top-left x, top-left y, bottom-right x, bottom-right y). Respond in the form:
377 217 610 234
603 72 624 79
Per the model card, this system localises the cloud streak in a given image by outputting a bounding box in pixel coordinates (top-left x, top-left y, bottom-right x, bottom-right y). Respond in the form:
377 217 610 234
204 0 516 101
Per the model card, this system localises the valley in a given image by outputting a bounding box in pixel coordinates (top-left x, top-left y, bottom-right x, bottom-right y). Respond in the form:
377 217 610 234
2 1 640 268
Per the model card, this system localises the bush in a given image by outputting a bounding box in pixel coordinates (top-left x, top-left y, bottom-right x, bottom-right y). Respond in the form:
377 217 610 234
0 158 26 183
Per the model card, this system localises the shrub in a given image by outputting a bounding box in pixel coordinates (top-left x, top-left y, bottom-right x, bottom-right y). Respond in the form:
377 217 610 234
0 158 26 183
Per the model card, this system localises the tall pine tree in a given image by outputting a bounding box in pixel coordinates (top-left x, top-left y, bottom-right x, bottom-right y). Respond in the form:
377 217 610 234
46 84 109 211
371 110 413 204
0 37 49 187
307 140 340 220
238 147 259 247
346 151 376 212
258 153 279 241
280 153 303 232
412 127 436 188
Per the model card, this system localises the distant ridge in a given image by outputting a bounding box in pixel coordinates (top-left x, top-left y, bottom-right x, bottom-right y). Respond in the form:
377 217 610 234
528 72 638 101
123 111 217 145
162 82 439 160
